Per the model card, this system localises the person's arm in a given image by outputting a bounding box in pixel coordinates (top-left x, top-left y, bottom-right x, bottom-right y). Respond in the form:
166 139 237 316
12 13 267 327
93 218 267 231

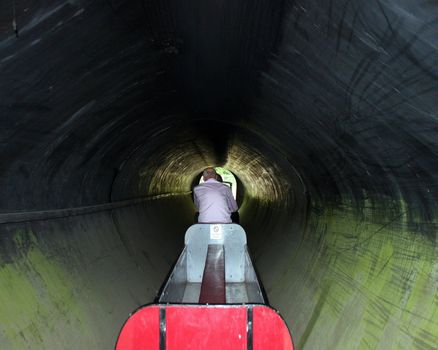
226 189 239 223
226 187 238 213
193 187 200 210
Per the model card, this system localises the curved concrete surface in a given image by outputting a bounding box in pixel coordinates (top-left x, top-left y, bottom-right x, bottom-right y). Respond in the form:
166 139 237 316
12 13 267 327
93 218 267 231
0 0 437 349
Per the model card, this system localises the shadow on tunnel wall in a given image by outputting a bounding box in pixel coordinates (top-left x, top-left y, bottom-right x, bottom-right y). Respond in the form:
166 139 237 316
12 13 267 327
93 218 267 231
0 196 194 349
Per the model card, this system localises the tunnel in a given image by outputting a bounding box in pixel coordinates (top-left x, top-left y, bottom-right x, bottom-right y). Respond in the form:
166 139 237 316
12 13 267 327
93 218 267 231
0 0 437 349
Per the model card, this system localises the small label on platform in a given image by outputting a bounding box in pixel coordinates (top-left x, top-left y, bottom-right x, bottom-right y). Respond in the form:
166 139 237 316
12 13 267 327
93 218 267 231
210 224 223 240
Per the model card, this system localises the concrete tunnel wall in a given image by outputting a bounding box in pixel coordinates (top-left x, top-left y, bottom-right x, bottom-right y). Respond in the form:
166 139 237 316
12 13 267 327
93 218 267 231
0 0 437 349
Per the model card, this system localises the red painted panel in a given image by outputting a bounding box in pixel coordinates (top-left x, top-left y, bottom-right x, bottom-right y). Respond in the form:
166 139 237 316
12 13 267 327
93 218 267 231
116 304 294 350
253 306 294 350
166 306 247 350
115 305 159 350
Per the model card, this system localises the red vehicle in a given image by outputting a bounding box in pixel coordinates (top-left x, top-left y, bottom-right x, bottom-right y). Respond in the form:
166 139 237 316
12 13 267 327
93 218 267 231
116 224 294 349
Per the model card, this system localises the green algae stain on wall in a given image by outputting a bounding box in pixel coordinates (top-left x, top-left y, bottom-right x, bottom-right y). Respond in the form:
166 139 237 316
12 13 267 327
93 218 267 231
0 229 94 350
301 205 438 350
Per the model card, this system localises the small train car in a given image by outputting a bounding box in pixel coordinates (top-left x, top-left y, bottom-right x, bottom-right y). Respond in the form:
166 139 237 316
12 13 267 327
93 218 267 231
116 224 294 350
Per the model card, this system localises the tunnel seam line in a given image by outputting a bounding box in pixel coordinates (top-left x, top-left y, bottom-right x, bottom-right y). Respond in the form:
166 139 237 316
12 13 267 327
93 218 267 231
0 192 192 224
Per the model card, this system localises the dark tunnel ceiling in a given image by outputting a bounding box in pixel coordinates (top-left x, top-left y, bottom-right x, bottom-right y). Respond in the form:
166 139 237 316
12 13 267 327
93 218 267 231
0 0 437 241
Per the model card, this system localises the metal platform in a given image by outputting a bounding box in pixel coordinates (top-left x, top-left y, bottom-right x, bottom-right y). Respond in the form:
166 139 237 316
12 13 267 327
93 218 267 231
158 224 265 304
181 282 251 303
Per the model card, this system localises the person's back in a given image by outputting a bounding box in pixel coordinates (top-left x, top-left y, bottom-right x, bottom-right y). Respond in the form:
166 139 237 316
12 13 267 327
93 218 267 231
194 168 238 223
